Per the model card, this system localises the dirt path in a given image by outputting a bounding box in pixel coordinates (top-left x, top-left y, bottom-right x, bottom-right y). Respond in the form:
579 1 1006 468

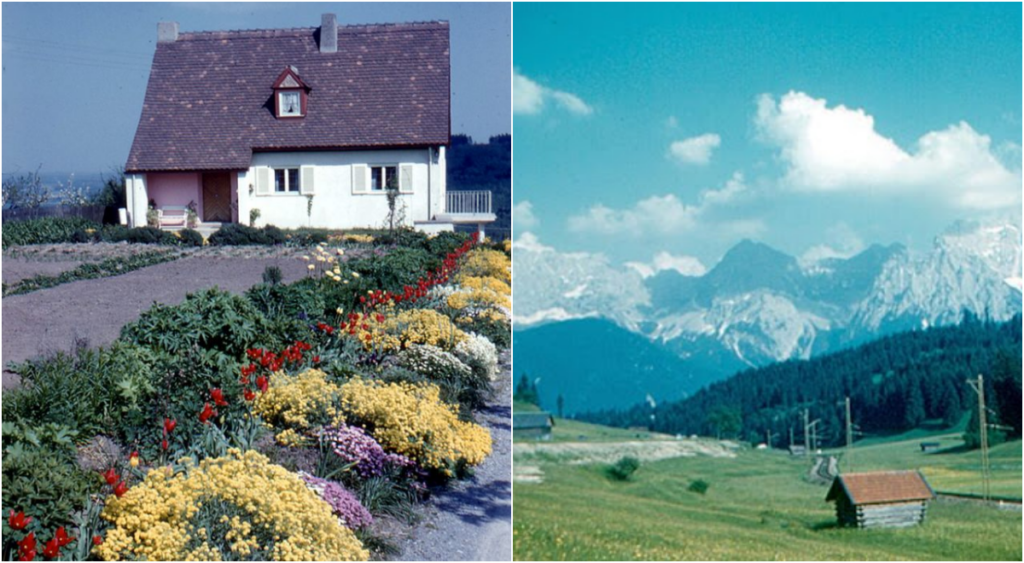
2 254 309 388
396 351 512 561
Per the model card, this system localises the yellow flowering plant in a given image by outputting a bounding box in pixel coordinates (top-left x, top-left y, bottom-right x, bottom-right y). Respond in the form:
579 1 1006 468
251 369 344 445
455 248 510 285
339 378 491 475
96 449 368 561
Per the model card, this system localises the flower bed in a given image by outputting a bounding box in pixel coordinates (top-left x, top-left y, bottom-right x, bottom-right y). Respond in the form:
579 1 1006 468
1 229 510 561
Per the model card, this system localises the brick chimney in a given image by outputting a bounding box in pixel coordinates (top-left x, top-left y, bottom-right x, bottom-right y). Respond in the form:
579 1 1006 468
157 21 179 43
320 13 337 53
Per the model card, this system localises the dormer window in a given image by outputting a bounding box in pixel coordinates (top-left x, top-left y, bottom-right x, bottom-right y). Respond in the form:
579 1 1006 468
272 66 308 119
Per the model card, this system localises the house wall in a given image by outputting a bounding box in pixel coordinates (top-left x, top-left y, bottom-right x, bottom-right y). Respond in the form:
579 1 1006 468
147 173 203 218
239 148 446 230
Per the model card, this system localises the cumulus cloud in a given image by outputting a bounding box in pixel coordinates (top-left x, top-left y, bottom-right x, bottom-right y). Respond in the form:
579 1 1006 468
514 71 593 116
755 91 1020 210
513 200 538 230
512 232 554 253
668 133 722 165
797 222 866 268
626 252 708 279
567 172 749 236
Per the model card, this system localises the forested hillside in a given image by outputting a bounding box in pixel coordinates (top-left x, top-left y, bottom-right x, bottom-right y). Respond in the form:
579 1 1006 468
582 313 1022 447
448 134 511 237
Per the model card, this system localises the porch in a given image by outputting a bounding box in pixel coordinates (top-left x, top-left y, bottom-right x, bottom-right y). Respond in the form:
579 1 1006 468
426 190 497 237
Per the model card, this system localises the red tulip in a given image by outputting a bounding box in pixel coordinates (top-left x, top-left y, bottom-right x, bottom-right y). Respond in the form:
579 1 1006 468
92 535 103 546
312 355 320 364
18 532 36 561
42 537 60 559
54 526 73 548
255 376 268 393
113 481 129 498
243 389 256 402
161 438 169 451
164 418 177 435
103 468 119 486
199 402 217 424
210 388 228 407
8 509 32 531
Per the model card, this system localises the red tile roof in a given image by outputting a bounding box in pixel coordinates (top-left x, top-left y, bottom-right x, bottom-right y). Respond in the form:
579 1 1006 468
826 470 935 505
126 21 450 172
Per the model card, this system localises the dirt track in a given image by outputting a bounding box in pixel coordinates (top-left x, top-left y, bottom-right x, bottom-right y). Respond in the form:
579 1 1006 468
2 254 310 388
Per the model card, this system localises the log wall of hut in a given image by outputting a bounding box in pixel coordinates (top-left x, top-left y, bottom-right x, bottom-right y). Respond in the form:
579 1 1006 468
855 501 928 529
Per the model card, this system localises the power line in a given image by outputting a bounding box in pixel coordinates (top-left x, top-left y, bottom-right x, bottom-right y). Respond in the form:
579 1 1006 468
2 34 149 58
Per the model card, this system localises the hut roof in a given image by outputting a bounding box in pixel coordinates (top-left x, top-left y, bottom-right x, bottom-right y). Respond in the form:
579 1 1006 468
826 470 935 506
513 412 555 430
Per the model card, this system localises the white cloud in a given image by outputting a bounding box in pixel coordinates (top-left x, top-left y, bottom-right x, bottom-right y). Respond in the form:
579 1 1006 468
567 172 749 237
627 252 707 279
512 232 554 253
755 91 1021 210
513 200 538 230
513 71 593 116
798 222 866 268
668 133 721 165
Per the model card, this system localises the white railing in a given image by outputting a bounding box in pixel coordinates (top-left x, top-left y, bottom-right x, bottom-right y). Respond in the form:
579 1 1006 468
446 190 492 215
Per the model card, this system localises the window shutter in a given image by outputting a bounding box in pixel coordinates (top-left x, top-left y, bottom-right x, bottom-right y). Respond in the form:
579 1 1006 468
352 165 368 194
299 166 315 195
399 164 414 194
255 167 271 196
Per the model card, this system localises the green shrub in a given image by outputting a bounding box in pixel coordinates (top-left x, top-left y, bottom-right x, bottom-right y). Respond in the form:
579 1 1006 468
178 228 205 247
262 265 284 286
3 250 181 296
126 226 177 245
246 281 326 322
286 228 330 247
2 423 95 531
419 231 469 258
607 456 641 481
374 227 429 249
348 247 439 293
4 342 158 439
688 479 710 494
207 223 286 246
98 224 130 242
1 216 100 248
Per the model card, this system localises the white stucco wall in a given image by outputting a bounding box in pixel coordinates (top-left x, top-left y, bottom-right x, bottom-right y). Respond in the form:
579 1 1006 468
240 148 446 230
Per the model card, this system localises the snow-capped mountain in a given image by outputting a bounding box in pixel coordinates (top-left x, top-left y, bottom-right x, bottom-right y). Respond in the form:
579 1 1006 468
514 221 1022 403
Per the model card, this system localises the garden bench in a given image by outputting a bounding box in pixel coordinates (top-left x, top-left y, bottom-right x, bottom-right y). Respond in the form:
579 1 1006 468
158 206 189 229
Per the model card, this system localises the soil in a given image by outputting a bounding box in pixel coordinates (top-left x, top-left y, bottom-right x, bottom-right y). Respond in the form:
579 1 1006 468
1 248 313 388
394 350 512 561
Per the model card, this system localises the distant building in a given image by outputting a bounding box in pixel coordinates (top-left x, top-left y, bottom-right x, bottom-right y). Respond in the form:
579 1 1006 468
826 470 935 529
513 412 555 441
919 442 941 452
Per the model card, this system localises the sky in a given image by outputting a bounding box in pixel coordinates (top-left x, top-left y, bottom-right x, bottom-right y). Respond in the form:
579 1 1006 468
1 2 511 176
513 2 1022 273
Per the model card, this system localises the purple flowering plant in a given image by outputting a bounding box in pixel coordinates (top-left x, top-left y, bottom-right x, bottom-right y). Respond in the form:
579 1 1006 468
318 423 415 478
299 472 374 530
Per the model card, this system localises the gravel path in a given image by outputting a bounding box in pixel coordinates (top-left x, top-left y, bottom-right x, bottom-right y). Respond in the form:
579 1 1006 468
396 350 512 561
1 254 309 388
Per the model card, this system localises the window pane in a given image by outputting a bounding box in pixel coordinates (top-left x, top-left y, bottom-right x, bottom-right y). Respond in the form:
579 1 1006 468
280 92 300 116
288 169 299 192
385 166 398 190
371 167 383 191
274 169 285 192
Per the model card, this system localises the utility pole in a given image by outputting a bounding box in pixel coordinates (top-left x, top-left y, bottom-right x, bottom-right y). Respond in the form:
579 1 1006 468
967 375 991 501
765 429 776 448
802 409 820 456
789 426 794 448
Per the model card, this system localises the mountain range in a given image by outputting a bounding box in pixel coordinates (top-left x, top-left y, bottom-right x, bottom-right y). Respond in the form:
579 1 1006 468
513 220 1022 413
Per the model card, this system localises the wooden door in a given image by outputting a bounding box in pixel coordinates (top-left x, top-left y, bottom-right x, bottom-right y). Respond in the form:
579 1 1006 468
202 172 232 222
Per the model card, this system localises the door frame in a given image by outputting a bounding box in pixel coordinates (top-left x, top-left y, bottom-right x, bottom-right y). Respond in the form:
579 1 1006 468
201 172 233 223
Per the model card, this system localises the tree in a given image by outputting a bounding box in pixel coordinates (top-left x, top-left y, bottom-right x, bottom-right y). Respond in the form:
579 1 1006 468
903 381 925 428
992 351 1022 438
706 406 742 439
514 374 540 408
556 394 565 418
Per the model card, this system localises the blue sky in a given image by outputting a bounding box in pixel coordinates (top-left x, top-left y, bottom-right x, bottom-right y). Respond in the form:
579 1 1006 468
513 2 1022 272
2 2 510 176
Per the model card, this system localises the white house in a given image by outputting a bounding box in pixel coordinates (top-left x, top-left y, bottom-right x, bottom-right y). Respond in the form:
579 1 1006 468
124 14 494 234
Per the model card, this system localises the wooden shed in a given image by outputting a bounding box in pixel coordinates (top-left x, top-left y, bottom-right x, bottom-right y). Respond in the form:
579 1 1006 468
513 412 555 441
826 470 935 529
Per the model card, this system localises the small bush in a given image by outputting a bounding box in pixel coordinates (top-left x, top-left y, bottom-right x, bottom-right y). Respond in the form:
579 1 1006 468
1 216 100 248
349 247 439 293
688 479 710 494
98 224 130 242
208 223 286 246
607 456 641 481
125 226 177 245
178 228 205 247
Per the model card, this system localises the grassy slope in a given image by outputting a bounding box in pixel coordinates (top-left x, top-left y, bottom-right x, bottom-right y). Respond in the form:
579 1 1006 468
514 426 1022 561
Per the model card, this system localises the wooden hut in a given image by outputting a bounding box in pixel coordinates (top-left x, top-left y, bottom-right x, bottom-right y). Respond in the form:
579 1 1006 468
513 412 555 441
826 470 935 529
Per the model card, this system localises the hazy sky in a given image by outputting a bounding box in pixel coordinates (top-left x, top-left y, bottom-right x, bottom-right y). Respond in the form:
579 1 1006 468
2 2 511 176
513 3 1022 271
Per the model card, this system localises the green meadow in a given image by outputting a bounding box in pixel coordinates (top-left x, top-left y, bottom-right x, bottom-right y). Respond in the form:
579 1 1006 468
513 423 1022 561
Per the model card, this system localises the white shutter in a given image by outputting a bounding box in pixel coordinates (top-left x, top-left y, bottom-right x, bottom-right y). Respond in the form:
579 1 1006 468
255 167 271 196
351 165 368 194
399 164 414 194
299 166 315 195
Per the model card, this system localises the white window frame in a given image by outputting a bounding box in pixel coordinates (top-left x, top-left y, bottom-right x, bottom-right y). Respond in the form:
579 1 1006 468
278 91 302 117
369 164 399 192
272 167 301 194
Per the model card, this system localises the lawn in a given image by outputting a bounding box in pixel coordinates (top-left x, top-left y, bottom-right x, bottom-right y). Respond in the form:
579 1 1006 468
513 429 1022 560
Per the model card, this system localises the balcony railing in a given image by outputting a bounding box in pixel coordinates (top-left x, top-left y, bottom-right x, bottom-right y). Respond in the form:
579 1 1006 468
446 190 492 215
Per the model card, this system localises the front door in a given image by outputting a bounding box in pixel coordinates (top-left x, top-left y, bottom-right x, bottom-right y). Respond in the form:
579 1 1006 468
202 172 232 222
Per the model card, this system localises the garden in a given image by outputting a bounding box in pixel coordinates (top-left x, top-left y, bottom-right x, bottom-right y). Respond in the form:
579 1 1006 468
1 221 512 561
